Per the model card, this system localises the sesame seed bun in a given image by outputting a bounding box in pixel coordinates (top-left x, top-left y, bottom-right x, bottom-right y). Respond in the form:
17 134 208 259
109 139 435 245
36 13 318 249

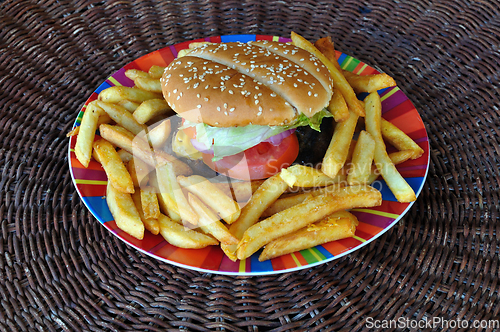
161 41 333 127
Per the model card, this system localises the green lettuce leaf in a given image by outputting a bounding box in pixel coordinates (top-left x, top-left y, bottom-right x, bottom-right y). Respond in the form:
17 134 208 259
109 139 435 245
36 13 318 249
183 109 332 161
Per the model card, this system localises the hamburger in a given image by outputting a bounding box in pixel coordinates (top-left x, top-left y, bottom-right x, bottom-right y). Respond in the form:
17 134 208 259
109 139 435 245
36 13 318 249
161 40 334 180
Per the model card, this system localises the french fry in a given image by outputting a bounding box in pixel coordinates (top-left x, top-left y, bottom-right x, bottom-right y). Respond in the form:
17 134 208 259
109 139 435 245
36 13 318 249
291 32 365 117
259 211 358 261
389 150 415 165
68 111 111 137
148 65 166 79
156 162 198 225
189 42 214 49
106 183 144 240
328 88 350 122
148 119 171 150
117 149 133 163
381 118 424 159
314 36 341 70
75 102 104 167
365 92 416 202
347 130 376 185
125 69 150 80
236 185 382 260
261 192 312 218
133 99 171 124
321 111 359 178
140 187 160 219
93 138 134 194
98 86 162 103
342 70 397 94
99 124 192 176
96 100 147 135
262 184 344 218
223 174 289 261
188 194 239 246
157 213 218 248
131 191 160 235
176 49 192 58
178 175 241 224
281 165 337 188
117 99 141 112
134 77 162 93
127 157 151 188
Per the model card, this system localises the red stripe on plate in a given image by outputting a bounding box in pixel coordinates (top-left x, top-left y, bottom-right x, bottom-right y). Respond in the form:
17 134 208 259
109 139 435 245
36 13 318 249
322 237 362 256
166 246 214 268
158 46 176 65
152 242 178 260
121 232 165 252
256 35 273 41
77 183 106 197
134 50 169 72
356 221 385 238
199 246 225 271
219 255 239 273
270 256 287 271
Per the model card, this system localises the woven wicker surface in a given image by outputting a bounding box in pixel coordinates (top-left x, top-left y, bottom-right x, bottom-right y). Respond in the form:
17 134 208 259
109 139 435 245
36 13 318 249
1 0 499 331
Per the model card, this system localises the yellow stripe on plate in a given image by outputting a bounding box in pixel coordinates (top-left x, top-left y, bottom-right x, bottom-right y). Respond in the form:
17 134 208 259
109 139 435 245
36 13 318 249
341 56 354 70
238 259 246 273
351 208 399 219
272 36 280 42
290 253 302 267
74 179 108 186
353 235 366 243
307 248 323 262
380 87 399 102
356 63 368 75
107 76 122 87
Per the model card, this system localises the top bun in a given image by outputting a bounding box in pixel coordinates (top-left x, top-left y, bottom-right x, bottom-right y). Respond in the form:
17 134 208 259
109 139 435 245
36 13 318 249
161 41 333 127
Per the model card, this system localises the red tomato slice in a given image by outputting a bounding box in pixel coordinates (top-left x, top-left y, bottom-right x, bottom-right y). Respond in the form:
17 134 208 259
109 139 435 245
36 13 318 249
202 133 299 180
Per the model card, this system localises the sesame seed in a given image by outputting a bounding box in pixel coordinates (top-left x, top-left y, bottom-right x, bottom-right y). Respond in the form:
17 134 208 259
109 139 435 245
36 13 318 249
293 83 298 88
255 100 259 105
228 90 234 94
308 91 312 96
204 97 209 101
258 106 262 112
224 103 228 108
173 89 177 93
197 105 202 108
224 111 228 115
229 107 235 112
197 94 200 98
217 106 221 111
314 93 318 97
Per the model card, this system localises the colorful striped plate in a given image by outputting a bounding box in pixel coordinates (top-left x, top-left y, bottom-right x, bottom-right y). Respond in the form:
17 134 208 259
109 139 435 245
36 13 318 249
68 35 429 275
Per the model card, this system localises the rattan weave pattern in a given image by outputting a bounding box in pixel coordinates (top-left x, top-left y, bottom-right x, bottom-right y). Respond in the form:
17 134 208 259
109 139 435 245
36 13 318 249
0 0 499 331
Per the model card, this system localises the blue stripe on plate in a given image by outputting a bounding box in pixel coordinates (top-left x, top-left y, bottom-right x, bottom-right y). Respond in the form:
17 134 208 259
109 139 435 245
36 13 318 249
316 245 334 259
221 35 256 43
337 53 348 67
82 196 113 223
95 81 112 94
250 249 273 272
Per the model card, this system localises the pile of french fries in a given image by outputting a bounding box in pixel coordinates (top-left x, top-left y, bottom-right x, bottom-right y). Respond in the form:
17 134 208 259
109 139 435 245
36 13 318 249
69 32 424 262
